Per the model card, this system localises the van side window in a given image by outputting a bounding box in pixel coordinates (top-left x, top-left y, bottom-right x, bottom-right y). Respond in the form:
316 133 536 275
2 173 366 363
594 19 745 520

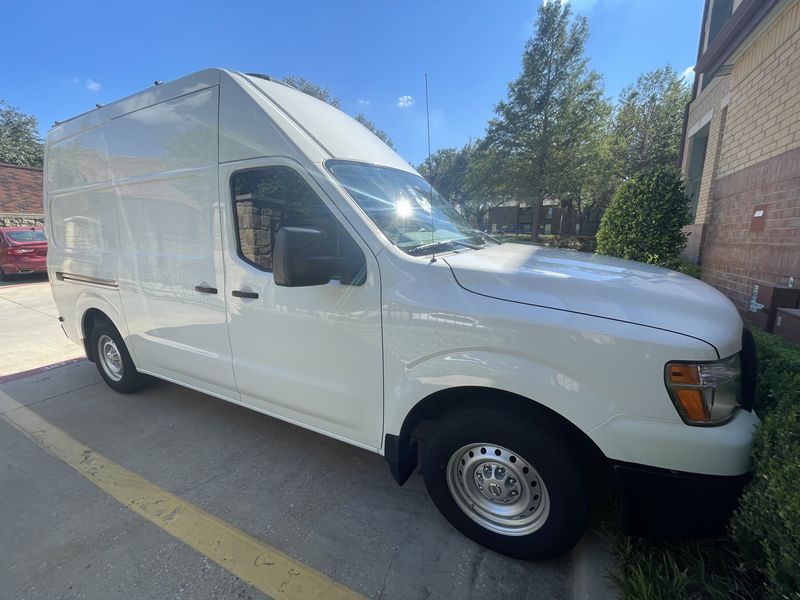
231 166 360 275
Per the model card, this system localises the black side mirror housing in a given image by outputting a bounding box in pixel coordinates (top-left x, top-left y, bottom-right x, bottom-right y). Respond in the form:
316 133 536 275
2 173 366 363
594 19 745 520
273 227 333 287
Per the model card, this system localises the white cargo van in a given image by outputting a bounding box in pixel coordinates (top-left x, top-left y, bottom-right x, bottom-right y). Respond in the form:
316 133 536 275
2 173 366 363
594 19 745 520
45 68 758 559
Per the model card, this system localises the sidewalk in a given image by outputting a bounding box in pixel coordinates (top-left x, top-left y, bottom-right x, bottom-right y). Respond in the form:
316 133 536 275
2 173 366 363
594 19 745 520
0 278 85 376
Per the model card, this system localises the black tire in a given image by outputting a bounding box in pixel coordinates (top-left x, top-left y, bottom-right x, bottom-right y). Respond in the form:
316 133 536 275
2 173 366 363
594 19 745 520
422 408 588 560
90 319 146 394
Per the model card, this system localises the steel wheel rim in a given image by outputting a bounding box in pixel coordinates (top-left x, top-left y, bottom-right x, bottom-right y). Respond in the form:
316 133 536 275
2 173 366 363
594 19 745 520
97 334 124 382
446 443 550 536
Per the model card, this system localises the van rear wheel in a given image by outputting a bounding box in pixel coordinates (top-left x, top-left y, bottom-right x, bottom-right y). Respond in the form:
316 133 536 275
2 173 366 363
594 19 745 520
90 320 146 393
421 409 588 560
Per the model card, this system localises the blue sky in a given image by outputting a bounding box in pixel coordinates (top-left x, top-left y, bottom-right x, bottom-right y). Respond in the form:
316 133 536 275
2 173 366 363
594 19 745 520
2 0 702 166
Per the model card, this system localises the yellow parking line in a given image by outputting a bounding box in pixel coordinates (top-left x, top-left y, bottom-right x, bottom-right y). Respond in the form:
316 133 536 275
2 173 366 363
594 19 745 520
0 391 364 600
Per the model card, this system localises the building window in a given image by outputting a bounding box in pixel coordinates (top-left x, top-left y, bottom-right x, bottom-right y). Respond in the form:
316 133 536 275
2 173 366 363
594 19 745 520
545 207 553 220
685 128 709 220
708 0 734 47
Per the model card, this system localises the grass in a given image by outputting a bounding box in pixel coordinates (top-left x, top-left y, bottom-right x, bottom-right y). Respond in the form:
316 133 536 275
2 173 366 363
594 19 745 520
609 536 762 600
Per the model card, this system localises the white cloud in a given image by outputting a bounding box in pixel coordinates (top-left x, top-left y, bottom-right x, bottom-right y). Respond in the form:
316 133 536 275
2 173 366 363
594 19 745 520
86 79 102 92
358 98 371 106
681 66 695 84
397 95 414 108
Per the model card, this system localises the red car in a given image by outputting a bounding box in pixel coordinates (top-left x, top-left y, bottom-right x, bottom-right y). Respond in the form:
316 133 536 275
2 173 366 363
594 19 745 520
0 226 48 280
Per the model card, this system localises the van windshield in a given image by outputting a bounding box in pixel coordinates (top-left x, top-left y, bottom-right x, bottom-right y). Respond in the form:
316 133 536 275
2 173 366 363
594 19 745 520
327 160 499 256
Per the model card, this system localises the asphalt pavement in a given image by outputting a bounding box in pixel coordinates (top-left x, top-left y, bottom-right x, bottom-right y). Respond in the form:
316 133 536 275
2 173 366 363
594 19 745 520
0 278 619 599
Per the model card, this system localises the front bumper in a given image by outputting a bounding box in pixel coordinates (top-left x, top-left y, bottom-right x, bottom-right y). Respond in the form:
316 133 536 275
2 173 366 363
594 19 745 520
615 462 750 537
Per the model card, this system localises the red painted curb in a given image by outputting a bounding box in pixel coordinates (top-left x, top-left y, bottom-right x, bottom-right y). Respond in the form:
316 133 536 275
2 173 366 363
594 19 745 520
0 356 87 384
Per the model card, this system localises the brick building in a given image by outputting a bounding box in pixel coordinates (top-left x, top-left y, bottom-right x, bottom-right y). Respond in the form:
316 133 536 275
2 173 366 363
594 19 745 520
487 201 602 237
0 163 44 227
681 0 800 309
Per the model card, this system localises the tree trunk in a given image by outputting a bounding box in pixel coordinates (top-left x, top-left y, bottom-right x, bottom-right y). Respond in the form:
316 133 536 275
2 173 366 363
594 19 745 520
530 194 543 243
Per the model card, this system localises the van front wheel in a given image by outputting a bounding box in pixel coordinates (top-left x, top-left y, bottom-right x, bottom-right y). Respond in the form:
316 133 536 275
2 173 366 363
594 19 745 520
422 409 588 560
90 320 146 393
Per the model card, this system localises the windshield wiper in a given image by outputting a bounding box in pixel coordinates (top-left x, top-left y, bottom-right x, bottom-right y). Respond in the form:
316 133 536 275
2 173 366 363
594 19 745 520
407 239 477 256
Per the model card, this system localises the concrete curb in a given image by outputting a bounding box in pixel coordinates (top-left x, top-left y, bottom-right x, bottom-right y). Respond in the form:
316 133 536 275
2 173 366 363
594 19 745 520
0 356 86 384
571 528 621 600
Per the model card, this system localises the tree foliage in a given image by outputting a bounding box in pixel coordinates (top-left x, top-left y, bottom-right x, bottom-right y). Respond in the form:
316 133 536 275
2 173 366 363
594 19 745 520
283 76 342 108
485 1 609 240
417 146 472 211
0 99 44 167
612 66 691 179
354 113 395 149
595 167 691 265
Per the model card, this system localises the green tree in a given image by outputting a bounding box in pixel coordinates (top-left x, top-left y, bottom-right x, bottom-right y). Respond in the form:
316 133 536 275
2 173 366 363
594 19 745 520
463 141 516 229
354 113 395 149
486 1 607 241
595 167 691 265
417 146 472 213
612 66 691 178
0 100 44 167
283 76 342 108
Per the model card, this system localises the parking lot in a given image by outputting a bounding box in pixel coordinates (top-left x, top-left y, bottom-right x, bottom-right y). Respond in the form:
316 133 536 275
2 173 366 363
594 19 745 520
0 279 617 599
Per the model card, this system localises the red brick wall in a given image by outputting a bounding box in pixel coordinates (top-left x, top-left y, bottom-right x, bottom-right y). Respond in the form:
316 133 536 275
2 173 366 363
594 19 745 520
0 163 44 215
700 145 800 309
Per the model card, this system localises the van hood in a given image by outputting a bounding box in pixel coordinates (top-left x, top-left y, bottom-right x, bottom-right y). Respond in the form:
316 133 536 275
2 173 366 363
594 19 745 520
444 243 742 356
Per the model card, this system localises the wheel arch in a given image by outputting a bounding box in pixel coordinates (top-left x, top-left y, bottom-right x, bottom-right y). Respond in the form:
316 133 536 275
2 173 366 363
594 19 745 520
385 386 607 486
80 306 122 363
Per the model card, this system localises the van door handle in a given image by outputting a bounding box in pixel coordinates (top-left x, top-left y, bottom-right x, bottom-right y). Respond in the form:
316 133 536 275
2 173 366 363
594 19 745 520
232 290 259 299
195 285 218 294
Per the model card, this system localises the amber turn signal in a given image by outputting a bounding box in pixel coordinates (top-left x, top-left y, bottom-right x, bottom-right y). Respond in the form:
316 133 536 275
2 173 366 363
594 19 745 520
675 389 709 421
667 364 700 385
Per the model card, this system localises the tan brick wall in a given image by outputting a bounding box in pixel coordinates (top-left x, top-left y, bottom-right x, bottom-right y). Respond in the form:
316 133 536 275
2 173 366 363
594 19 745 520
683 75 731 225
717 0 800 178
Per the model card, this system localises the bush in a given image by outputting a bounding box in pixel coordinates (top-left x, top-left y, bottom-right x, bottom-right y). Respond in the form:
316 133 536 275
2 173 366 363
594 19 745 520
665 259 701 278
729 330 800 599
596 168 691 265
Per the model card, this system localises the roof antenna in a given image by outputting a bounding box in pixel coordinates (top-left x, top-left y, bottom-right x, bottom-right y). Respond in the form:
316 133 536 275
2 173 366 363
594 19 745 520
425 73 436 264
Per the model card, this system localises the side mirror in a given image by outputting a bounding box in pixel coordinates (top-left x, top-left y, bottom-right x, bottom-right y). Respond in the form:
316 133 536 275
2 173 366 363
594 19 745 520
273 227 368 287
273 227 333 287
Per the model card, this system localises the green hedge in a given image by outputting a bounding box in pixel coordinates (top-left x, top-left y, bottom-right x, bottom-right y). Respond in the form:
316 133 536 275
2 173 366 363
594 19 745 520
729 329 800 599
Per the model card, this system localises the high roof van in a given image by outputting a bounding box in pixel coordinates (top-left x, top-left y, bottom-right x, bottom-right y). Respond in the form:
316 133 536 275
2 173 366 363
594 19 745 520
45 68 758 559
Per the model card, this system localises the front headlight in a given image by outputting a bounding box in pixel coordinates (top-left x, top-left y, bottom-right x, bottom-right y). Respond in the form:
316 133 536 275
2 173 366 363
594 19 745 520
665 354 742 426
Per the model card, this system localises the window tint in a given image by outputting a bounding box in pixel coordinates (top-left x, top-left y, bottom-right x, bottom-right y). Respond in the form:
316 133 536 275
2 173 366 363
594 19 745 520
231 166 360 274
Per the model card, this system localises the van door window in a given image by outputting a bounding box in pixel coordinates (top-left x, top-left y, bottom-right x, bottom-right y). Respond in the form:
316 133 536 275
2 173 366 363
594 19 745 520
231 166 362 276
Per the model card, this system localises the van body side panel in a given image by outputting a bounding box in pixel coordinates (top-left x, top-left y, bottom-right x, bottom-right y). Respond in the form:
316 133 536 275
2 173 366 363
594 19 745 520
377 250 753 476
109 86 237 398
46 124 125 348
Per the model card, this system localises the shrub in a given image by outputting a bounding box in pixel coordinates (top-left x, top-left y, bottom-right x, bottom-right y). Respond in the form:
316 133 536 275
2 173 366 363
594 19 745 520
596 167 691 265
665 259 701 278
729 330 800 600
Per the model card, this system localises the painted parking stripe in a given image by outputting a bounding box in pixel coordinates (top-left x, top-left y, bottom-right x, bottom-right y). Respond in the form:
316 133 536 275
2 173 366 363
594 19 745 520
0 390 364 600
